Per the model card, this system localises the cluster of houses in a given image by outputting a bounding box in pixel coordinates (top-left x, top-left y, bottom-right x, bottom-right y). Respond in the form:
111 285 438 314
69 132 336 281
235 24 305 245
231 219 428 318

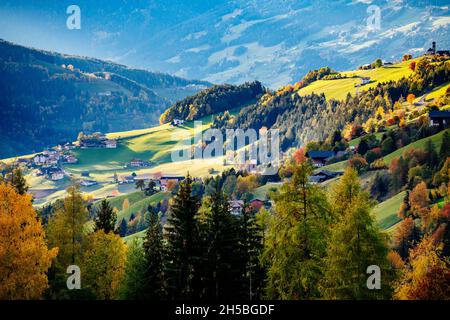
22 146 79 181
172 119 184 126
78 133 117 149
426 41 450 57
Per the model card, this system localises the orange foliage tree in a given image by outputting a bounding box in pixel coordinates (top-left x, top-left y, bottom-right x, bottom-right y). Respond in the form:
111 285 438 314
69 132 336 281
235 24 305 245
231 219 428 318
0 184 57 299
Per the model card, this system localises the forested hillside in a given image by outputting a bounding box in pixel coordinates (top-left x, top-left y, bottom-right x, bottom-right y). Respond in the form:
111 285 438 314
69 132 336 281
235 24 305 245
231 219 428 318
214 57 450 151
159 81 265 124
0 40 210 158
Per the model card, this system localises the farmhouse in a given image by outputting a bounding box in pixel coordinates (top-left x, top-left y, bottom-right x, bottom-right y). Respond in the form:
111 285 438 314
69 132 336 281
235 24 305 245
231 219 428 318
360 77 371 85
172 119 184 126
229 200 244 215
309 170 343 184
429 110 450 127
306 150 336 167
128 158 151 168
160 175 184 191
105 139 117 148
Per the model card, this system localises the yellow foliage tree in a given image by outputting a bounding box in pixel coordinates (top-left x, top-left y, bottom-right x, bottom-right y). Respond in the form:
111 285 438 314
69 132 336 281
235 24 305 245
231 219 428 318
82 230 127 299
122 198 130 211
0 184 57 299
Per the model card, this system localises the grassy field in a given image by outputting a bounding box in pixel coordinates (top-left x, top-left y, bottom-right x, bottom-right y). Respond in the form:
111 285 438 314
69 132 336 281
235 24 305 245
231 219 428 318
251 182 282 200
427 81 450 101
383 129 447 164
298 59 416 101
117 191 171 222
373 191 405 230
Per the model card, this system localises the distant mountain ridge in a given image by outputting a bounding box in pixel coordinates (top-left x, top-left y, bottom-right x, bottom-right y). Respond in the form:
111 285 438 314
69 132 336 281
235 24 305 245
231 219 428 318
0 40 210 158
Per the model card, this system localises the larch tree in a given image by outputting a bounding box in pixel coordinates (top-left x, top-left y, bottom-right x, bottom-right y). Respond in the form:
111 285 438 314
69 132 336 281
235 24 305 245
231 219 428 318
82 230 127 300
0 184 57 299
321 169 393 299
262 161 331 299
47 186 89 268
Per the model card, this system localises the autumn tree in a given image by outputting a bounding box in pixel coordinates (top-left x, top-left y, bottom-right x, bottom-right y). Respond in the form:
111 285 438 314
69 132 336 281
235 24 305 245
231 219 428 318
122 198 130 211
135 179 145 191
82 230 127 299
394 236 450 299
47 186 89 268
94 199 117 234
406 93 415 106
321 169 393 299
0 184 57 299
262 161 331 299
409 181 430 219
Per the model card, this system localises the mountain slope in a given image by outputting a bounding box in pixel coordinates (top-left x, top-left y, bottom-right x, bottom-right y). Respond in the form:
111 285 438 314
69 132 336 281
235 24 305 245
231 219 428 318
0 40 210 158
2 1 449 87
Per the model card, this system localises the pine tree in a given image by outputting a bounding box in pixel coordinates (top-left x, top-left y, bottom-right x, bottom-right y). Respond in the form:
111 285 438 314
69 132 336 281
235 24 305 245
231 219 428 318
142 211 165 299
321 170 393 299
164 173 202 300
262 161 331 299
94 199 117 234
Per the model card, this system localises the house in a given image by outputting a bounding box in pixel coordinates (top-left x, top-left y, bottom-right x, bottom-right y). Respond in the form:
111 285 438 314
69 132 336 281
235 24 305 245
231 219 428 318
429 110 450 127
33 154 48 166
80 180 98 187
229 200 244 215
120 175 135 184
437 50 450 57
128 158 150 167
361 77 371 85
250 199 265 211
51 171 65 181
160 175 184 191
309 170 343 184
105 139 117 148
172 119 184 126
62 154 78 164
306 150 336 167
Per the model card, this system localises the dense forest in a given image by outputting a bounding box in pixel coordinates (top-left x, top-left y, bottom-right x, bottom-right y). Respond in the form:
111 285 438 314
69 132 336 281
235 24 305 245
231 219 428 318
0 40 210 158
159 81 265 124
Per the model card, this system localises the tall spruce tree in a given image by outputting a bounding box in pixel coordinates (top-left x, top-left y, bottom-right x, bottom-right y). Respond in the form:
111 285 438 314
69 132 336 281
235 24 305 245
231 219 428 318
321 168 393 299
200 179 242 299
94 199 117 234
238 203 265 300
120 239 147 300
142 211 165 299
164 173 202 300
262 161 331 299
6 167 28 195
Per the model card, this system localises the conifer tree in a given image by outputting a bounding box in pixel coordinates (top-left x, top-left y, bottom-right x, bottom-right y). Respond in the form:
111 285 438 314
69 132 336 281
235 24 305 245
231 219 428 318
94 199 117 234
5 167 28 195
200 179 241 299
142 211 165 299
262 161 331 299
164 173 201 300
321 169 393 299
120 239 147 300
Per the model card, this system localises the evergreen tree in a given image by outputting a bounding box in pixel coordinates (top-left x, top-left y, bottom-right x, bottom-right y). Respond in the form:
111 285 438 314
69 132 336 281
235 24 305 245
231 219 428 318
94 199 117 234
118 218 128 237
120 239 147 299
142 211 165 299
238 203 265 300
6 167 28 195
262 161 331 299
321 170 393 299
199 179 241 299
164 173 202 300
